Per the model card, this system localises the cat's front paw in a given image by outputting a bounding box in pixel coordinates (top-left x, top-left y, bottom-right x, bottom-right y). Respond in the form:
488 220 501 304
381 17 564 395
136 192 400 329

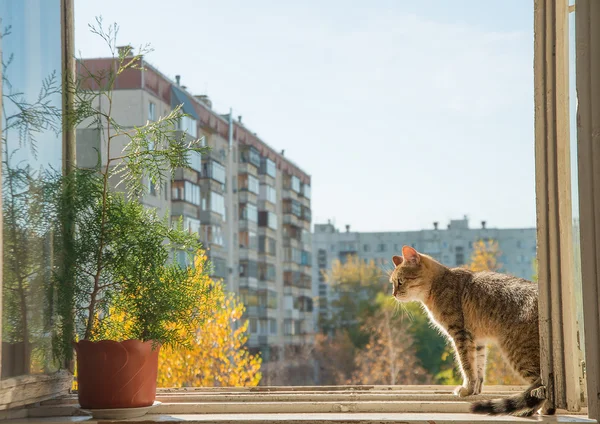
453 385 473 397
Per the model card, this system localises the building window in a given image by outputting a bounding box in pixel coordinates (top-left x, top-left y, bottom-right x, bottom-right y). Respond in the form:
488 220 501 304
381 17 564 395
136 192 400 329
202 225 224 246
240 231 258 250
240 174 259 194
302 184 311 199
261 211 277 230
188 150 201 173
178 115 197 138
259 263 276 281
204 160 226 184
240 260 258 279
377 243 387 252
260 184 276 204
291 175 301 193
284 200 302 217
210 192 225 216
261 157 276 177
240 203 258 222
148 101 156 121
249 318 258 334
147 178 156 196
455 246 465 266
184 181 200 205
241 147 261 167
182 217 201 236
248 175 259 194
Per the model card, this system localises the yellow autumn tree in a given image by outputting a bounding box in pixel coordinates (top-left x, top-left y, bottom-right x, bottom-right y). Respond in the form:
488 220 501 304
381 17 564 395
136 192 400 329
94 252 262 388
467 239 522 385
468 239 502 271
157 261 262 387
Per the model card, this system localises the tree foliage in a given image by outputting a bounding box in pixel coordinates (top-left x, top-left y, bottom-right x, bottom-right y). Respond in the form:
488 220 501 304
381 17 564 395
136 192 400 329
313 331 356 385
323 256 387 348
468 239 502 272
155 255 261 387
352 294 431 385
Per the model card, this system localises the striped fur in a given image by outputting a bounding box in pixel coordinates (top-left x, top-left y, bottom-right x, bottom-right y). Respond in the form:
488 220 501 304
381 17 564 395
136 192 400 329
390 247 554 416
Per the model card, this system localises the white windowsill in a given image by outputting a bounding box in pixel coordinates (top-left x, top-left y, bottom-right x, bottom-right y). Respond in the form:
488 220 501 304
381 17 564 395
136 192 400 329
2 385 596 424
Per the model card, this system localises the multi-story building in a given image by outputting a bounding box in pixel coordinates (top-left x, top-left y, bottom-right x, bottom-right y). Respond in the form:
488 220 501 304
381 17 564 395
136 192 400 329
312 216 536 330
77 52 313 372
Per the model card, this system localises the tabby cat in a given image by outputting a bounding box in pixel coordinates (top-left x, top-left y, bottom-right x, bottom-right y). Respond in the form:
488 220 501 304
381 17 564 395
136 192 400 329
390 245 553 417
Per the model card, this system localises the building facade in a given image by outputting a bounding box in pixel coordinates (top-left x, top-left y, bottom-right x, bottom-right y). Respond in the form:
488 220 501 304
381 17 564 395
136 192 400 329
77 55 313 369
312 217 536 330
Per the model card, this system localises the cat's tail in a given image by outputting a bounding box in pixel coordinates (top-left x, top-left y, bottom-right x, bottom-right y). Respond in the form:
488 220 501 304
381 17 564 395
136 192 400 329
470 378 555 417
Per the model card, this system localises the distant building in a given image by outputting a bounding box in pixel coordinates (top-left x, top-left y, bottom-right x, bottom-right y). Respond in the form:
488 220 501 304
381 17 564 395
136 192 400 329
77 56 313 372
311 216 536 331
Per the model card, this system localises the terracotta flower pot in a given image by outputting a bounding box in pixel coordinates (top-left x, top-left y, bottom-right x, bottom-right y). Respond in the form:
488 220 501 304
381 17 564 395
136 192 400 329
74 339 160 409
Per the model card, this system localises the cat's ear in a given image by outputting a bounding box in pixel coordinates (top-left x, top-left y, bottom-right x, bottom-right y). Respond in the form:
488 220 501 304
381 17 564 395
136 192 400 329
392 255 403 267
402 245 421 265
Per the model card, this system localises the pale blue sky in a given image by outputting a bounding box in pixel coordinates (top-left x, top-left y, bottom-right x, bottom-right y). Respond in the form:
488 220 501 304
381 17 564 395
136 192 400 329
75 0 537 232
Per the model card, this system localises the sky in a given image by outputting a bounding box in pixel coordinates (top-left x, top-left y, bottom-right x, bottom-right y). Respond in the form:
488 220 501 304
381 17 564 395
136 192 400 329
74 0 538 232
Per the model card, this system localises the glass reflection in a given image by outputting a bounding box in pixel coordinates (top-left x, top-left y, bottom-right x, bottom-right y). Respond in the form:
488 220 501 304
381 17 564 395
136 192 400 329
1 0 62 378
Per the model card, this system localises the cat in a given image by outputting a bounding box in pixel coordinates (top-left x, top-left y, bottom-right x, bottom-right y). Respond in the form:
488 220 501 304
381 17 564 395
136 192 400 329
389 245 553 417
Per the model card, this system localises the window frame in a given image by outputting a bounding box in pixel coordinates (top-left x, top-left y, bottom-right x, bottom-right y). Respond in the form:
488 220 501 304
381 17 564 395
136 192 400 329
575 0 600 420
533 0 587 414
4 1 600 421
0 0 77 410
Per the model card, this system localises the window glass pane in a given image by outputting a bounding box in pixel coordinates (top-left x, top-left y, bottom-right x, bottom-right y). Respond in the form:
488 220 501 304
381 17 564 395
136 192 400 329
291 176 300 192
209 161 225 184
148 101 156 121
179 116 197 138
568 3 587 392
1 0 62 378
184 181 201 205
188 150 201 172
248 175 259 194
210 192 225 216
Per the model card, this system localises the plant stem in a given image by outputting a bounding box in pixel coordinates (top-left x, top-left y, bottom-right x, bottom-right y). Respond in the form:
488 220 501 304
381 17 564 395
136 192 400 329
84 87 114 340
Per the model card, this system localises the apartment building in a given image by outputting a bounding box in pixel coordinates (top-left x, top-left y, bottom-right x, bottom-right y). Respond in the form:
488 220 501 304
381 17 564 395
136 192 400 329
312 216 536 330
77 53 313 368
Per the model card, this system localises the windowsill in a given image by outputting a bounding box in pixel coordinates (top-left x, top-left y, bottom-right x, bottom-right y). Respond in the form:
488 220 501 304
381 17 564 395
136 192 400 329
2 385 596 423
0 370 72 411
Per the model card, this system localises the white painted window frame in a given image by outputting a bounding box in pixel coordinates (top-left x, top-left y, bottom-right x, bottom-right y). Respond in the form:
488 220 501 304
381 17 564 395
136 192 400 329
534 0 586 414
575 0 600 421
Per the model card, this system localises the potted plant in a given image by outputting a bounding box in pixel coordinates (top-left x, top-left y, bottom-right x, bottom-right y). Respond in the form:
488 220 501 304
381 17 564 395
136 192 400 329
53 19 213 413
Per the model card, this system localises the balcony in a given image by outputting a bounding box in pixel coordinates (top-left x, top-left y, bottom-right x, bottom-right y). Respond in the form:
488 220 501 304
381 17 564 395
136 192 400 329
239 247 258 261
283 213 300 228
238 161 259 176
238 190 258 204
239 218 258 231
239 276 259 289
284 308 300 320
283 237 301 249
258 172 275 186
199 209 225 225
173 167 199 183
171 201 200 219
282 188 298 201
